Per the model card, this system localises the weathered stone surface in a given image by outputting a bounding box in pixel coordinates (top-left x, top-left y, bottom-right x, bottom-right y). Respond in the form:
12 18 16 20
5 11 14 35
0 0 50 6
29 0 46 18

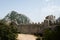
17 24 42 34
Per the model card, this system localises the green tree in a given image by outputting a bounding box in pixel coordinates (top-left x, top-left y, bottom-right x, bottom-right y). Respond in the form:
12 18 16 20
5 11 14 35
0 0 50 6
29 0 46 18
43 28 53 40
3 11 30 24
0 20 18 40
43 26 60 40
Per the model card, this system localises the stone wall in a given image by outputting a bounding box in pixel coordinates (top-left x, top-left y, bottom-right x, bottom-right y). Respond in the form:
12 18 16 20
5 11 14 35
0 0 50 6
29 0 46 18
17 24 42 34
17 23 56 34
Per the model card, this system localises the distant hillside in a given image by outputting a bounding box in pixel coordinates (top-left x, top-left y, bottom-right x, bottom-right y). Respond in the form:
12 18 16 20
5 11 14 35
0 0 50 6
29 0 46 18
3 11 31 25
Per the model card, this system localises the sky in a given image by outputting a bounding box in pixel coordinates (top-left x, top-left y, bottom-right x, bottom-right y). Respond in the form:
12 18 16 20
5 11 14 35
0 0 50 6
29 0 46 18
0 0 60 23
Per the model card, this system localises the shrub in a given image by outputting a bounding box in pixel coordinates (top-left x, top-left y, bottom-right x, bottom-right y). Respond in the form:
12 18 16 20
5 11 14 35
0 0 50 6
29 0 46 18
0 21 18 40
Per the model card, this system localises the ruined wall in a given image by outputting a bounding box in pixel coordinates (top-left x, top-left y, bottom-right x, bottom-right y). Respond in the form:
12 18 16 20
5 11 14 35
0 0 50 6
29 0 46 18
17 24 42 34
17 23 56 34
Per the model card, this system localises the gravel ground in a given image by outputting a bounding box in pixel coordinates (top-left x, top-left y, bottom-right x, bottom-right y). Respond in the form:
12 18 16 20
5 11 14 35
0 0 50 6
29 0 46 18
17 34 37 40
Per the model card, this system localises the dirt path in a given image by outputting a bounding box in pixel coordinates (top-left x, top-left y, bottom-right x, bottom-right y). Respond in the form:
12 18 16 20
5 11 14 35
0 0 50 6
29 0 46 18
17 34 37 40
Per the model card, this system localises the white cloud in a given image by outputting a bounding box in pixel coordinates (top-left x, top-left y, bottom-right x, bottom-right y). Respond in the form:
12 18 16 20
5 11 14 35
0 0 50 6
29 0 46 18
45 0 50 2
40 5 60 19
45 0 53 2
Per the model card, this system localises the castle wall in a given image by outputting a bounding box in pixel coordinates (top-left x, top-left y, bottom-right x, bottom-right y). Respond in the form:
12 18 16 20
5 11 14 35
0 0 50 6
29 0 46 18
17 23 56 34
17 24 42 34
